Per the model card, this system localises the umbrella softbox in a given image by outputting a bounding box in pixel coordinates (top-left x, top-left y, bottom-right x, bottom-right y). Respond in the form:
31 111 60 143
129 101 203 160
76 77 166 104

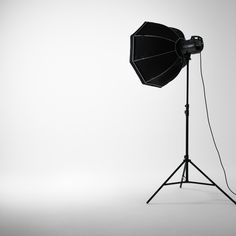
130 22 186 87
130 22 203 88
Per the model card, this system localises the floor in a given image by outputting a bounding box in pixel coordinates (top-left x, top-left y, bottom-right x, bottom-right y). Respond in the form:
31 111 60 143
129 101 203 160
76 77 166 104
0 179 236 236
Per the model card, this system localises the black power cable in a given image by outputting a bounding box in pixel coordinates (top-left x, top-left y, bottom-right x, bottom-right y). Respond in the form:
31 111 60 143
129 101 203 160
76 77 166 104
199 53 236 195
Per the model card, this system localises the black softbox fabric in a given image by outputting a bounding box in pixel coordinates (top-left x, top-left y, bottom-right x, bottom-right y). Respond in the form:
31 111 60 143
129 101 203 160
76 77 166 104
130 22 186 88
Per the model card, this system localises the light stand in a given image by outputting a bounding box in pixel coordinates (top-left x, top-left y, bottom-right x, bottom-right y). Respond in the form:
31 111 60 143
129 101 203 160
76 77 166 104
146 55 236 205
130 22 236 205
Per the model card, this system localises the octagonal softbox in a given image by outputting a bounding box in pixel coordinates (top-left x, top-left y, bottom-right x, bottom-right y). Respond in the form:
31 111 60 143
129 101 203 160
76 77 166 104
130 22 186 88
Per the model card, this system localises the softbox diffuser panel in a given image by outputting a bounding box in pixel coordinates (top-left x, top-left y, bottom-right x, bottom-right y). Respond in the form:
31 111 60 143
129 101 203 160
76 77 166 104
130 22 186 88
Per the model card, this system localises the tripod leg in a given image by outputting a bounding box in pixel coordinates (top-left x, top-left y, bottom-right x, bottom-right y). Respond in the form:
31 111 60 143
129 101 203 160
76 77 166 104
180 162 186 188
189 160 236 205
146 160 185 204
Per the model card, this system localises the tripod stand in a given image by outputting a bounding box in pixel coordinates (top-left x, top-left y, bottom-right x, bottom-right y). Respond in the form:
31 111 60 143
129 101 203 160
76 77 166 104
146 55 236 205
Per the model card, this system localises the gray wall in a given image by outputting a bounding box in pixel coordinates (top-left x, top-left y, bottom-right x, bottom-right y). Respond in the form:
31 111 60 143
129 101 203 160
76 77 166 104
0 0 236 235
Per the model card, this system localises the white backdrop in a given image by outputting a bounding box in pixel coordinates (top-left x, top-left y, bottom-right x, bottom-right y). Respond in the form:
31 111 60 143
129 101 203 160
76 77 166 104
0 0 236 235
